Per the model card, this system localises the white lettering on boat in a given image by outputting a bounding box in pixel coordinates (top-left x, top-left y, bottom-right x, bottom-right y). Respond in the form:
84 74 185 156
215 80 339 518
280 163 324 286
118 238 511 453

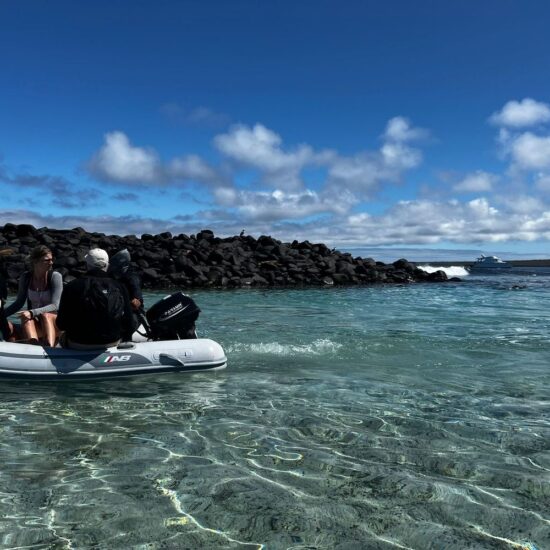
103 355 132 363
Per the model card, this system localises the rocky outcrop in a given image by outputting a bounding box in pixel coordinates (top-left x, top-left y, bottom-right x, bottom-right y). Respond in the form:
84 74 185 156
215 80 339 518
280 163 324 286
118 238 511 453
0 224 449 290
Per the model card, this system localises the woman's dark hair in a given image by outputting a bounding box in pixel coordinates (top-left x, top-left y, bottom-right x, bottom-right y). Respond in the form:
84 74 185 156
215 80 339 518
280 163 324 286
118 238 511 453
29 245 53 272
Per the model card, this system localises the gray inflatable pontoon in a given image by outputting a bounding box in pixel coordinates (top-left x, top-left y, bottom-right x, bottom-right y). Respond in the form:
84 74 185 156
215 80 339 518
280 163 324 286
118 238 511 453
0 338 227 380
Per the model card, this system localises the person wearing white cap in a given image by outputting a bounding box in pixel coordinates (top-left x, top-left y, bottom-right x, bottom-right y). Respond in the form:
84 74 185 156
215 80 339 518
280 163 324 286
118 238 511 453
56 248 133 349
85 248 110 271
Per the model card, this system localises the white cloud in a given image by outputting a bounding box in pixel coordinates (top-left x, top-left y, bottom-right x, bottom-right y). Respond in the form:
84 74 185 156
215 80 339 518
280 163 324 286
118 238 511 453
4 190 550 249
212 120 425 196
220 188 355 221
453 171 498 193
169 154 219 183
88 131 163 184
383 116 428 142
490 98 550 128
510 132 550 170
380 142 422 171
334 198 529 246
498 195 544 215
88 132 226 189
87 119 425 208
326 118 424 197
327 145 421 197
213 124 317 190
466 197 499 217
327 153 384 192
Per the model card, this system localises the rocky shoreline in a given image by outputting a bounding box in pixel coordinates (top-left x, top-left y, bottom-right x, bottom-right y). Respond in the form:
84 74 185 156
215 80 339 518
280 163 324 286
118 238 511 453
0 223 449 290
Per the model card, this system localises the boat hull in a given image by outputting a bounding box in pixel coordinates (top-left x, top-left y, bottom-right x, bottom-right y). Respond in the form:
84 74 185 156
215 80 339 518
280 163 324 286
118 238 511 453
468 265 512 271
469 255 511 270
0 338 227 380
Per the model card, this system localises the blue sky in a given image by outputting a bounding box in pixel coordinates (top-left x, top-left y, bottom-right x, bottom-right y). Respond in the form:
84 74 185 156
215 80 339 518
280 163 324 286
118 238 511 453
2 1 550 258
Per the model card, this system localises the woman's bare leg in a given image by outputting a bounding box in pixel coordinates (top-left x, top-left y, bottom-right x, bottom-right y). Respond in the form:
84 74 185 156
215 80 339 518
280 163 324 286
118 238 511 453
40 313 58 347
6 320 17 342
21 318 39 344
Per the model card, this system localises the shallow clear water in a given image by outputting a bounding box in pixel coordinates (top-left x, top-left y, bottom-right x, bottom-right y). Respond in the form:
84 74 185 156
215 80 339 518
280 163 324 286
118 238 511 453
1 268 549 549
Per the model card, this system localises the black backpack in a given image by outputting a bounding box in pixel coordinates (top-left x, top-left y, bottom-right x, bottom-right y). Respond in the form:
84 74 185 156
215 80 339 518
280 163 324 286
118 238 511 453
83 277 125 327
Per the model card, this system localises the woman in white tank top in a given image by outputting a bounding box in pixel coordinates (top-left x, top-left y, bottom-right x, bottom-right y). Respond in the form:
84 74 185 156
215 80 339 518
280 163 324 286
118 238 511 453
4 245 63 346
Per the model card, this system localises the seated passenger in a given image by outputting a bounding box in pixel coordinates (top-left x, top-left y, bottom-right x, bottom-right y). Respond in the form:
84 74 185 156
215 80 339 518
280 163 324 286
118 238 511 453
108 249 146 332
56 248 133 349
4 245 62 346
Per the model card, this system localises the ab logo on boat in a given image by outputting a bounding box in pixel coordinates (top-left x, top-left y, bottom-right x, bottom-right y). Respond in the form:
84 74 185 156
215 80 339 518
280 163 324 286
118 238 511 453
103 355 131 363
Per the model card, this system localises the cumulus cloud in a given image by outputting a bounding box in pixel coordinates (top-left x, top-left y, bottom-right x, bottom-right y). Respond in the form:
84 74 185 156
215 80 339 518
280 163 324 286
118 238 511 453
213 124 322 190
209 186 356 221
383 116 428 142
335 197 538 246
491 101 550 177
169 154 221 184
509 132 550 170
87 131 227 189
13 99 550 250
490 98 550 128
380 142 422 171
86 119 425 212
453 171 498 193
212 120 425 195
327 153 384 192
327 144 421 197
498 195 545 215
214 124 306 170
88 131 163 184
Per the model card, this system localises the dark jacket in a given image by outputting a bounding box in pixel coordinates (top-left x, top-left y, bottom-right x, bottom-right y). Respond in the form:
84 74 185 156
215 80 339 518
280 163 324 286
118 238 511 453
56 269 133 345
117 269 146 333
121 270 143 306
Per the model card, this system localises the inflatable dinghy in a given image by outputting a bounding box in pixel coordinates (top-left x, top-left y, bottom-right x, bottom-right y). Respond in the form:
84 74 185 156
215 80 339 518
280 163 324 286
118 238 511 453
0 338 227 380
0 292 226 380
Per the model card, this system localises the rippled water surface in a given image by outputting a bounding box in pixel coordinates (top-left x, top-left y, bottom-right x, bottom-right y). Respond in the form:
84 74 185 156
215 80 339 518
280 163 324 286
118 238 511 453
1 268 549 549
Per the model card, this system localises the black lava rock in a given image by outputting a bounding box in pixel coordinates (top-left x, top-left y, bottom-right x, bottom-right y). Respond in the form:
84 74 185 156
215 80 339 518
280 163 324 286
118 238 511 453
0 224 448 290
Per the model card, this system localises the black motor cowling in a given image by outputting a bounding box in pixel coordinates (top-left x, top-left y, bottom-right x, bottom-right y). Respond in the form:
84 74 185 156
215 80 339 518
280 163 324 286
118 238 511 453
145 292 200 340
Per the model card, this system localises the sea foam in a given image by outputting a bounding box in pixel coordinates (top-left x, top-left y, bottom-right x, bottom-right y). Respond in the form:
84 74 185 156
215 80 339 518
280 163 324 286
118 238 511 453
227 339 343 356
419 265 470 278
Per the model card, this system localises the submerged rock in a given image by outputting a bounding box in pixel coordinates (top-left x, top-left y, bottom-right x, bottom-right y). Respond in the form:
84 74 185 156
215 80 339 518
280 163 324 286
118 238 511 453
0 224 448 290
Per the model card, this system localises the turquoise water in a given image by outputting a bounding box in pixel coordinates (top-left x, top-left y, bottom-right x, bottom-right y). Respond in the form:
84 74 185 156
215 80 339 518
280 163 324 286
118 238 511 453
1 268 549 549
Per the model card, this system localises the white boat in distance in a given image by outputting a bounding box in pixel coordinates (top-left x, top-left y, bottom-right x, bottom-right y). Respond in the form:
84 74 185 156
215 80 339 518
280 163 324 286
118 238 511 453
469 255 512 270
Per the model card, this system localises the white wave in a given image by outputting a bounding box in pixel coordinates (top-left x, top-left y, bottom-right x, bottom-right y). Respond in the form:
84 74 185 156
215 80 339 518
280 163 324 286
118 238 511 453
227 339 343 356
418 265 469 277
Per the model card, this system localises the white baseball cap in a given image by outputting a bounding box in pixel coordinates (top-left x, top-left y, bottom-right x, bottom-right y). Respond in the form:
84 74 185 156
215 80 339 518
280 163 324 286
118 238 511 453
85 248 109 271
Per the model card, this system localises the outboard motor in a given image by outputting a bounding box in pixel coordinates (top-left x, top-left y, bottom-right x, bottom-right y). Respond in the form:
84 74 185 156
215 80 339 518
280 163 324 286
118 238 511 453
145 292 200 340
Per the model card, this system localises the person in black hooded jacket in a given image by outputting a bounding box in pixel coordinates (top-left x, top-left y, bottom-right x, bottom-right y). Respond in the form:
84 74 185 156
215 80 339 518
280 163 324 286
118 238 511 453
56 248 133 348
108 249 147 334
